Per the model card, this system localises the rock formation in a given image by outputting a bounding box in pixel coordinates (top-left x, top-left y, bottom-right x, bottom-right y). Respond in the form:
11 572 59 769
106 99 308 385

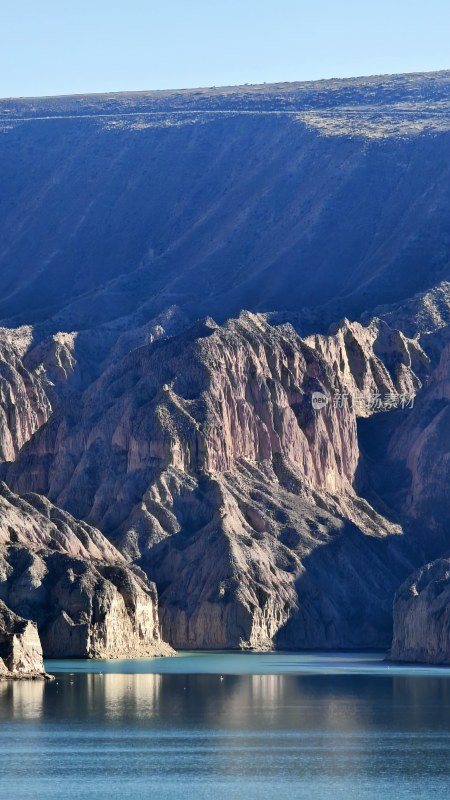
0 599 48 678
387 339 450 530
0 548 173 659
3 313 426 650
0 72 450 660
0 483 172 659
390 558 450 664
5 313 425 533
0 326 52 462
359 327 450 559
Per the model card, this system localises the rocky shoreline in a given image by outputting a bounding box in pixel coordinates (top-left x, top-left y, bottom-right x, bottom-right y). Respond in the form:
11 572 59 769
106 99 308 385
0 600 53 680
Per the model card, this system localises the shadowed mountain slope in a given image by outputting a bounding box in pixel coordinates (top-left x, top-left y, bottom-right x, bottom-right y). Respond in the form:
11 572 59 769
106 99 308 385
1 71 450 332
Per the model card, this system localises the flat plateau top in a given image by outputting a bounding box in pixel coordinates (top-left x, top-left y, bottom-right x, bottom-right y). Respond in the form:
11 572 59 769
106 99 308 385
1 69 450 116
1 70 450 139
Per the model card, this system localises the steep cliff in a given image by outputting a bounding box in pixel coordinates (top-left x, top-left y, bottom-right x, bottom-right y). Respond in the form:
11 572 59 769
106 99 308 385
391 558 450 664
0 326 52 462
141 464 413 650
4 313 425 649
388 339 450 529
0 483 172 658
359 329 450 557
5 313 424 532
1 72 450 657
0 547 172 659
0 599 47 678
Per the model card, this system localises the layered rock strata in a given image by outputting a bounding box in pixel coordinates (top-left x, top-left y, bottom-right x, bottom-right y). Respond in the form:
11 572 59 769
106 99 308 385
0 599 48 678
0 326 52 462
360 333 450 557
3 313 426 650
0 483 172 659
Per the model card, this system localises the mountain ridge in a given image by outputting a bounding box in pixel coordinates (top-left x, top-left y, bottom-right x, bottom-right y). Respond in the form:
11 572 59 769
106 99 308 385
2 69 450 112
1 69 450 662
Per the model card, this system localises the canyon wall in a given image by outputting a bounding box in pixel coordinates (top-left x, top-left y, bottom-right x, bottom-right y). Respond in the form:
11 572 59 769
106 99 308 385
0 483 172 658
3 313 425 649
391 558 450 664
0 599 47 678
0 72 450 658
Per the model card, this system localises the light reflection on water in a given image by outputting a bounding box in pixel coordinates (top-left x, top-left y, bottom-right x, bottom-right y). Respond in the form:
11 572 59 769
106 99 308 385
1 653 450 799
44 649 450 676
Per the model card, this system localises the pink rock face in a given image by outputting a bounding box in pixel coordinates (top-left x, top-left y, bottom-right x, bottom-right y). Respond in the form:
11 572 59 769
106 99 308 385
2 311 426 650
0 327 52 462
5 313 425 538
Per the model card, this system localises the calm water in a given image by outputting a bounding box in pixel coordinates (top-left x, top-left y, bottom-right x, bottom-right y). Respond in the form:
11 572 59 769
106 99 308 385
1 652 450 799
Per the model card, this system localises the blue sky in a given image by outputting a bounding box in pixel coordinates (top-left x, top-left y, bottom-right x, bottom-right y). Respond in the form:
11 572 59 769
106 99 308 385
1 0 449 98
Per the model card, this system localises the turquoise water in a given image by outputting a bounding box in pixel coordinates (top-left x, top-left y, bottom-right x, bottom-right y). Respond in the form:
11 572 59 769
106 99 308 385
1 652 450 799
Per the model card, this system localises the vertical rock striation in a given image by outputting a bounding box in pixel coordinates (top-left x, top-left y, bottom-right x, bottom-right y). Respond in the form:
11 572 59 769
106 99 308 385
3 312 426 650
0 599 48 678
390 558 450 664
0 483 173 658
0 327 52 462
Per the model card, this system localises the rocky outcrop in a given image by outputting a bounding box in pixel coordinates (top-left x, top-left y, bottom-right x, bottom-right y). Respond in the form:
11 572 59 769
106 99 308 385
0 480 123 561
141 463 412 650
0 326 52 462
0 599 48 678
0 327 176 656
3 313 425 650
0 309 195 468
0 547 172 659
390 558 450 664
5 313 425 538
305 317 427 414
0 483 172 658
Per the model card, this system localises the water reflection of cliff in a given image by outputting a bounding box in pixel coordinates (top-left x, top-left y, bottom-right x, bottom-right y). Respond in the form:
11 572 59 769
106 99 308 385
0 680 45 720
3 671 450 793
2 672 450 735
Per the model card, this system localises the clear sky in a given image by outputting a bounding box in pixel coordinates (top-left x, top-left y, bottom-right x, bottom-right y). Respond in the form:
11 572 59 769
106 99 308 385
1 0 449 98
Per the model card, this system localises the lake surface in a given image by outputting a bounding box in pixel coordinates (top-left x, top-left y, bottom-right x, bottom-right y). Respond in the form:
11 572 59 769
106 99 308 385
1 652 450 799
